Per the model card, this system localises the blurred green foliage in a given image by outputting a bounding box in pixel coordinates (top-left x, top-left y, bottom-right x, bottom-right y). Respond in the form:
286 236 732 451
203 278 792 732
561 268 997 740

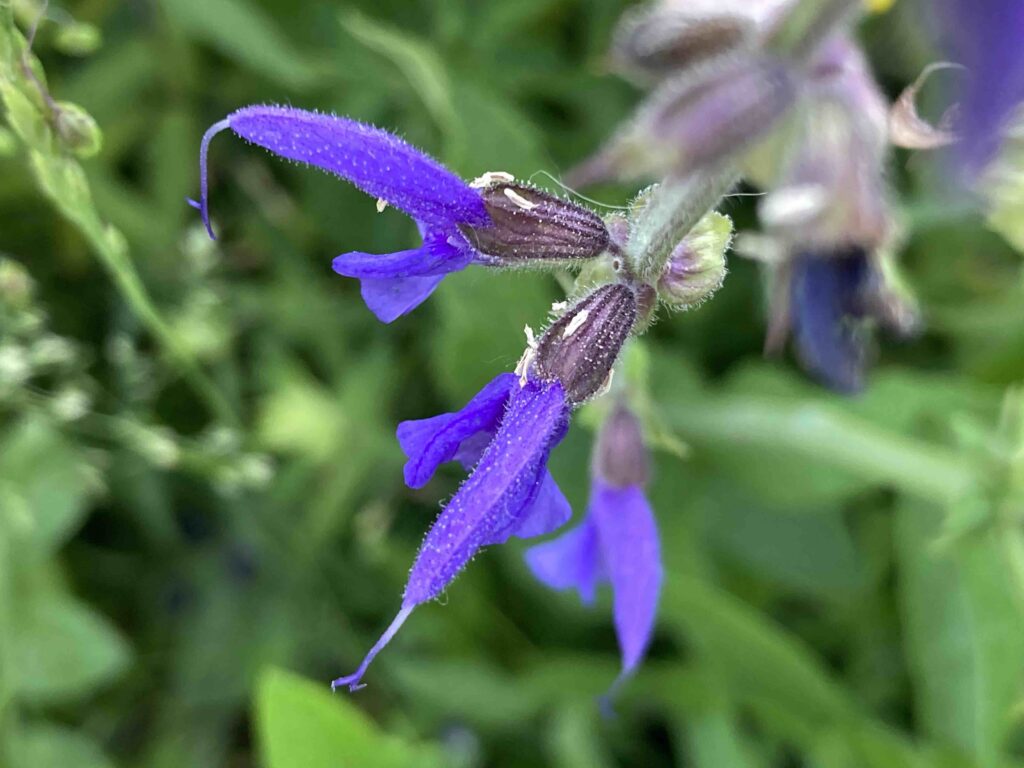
1 0 1023 767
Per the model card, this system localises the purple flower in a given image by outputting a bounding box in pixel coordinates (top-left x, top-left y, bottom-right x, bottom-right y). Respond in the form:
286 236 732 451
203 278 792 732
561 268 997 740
332 284 639 691
789 247 872 394
526 402 661 697
195 106 609 323
935 0 1024 175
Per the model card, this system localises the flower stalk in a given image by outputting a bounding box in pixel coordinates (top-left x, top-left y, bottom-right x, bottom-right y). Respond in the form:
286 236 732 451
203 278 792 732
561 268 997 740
626 167 739 283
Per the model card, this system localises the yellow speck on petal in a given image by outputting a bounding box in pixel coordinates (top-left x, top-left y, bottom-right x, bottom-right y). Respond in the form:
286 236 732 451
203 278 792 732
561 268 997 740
865 0 894 13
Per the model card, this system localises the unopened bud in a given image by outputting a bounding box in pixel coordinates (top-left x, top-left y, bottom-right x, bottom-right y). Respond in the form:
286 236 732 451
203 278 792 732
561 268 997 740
54 23 103 56
594 403 650 488
460 182 610 265
53 102 102 158
535 283 637 404
657 211 731 308
578 59 798 183
650 60 797 173
0 258 35 309
611 5 756 83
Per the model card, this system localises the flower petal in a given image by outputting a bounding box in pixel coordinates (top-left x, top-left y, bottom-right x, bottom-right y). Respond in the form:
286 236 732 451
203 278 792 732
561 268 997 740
590 481 662 675
332 234 473 279
936 0 1024 175
512 470 572 540
790 248 871 394
524 517 603 605
358 274 447 324
396 373 517 488
402 379 570 608
227 105 489 228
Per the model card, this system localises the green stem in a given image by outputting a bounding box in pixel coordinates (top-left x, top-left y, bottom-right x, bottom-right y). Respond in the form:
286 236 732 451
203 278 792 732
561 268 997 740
629 167 740 283
30 157 239 426
667 396 979 503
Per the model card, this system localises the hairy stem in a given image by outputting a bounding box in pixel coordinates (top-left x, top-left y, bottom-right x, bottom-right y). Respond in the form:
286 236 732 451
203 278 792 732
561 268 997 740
628 167 739 283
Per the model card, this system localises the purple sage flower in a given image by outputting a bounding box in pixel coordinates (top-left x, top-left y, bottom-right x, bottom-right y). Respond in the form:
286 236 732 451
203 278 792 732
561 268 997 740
788 247 872 394
332 283 639 691
195 106 609 323
526 401 662 698
934 0 1024 175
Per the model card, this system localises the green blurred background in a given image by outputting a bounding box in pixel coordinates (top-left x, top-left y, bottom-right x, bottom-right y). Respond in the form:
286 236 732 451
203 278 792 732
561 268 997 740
2 0 1024 766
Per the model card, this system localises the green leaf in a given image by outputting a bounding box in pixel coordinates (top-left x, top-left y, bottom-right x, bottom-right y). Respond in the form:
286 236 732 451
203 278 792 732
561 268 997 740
340 11 457 142
158 0 319 90
256 667 442 768
11 590 130 702
666 392 978 503
544 702 614 768
896 500 1024 767
687 705 764 768
707 501 867 600
0 416 95 555
662 573 854 724
13 722 115 768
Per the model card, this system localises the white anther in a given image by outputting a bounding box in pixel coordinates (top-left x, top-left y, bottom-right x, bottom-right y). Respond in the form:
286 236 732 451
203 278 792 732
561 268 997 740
376 198 388 213
503 188 538 210
516 324 539 387
470 171 515 189
551 301 568 313
594 368 615 399
561 309 589 339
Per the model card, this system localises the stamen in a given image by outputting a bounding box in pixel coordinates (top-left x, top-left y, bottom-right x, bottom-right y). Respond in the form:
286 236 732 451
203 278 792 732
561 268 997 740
330 605 414 692
197 118 233 240
503 188 538 210
376 198 389 213
561 309 590 338
469 170 515 189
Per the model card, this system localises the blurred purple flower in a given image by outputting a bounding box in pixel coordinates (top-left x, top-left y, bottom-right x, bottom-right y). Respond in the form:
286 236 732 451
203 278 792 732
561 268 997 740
195 106 610 323
332 284 638 691
789 247 872 394
526 402 661 697
936 0 1024 174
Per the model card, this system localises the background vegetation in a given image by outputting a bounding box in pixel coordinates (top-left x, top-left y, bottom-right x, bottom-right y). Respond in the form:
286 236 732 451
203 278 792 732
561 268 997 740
1 1 1023 766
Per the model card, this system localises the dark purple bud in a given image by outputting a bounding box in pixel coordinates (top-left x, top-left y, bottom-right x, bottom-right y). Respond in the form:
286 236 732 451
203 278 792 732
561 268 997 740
535 283 638 405
651 59 798 173
460 182 610 265
611 6 756 83
569 58 798 184
594 403 650 489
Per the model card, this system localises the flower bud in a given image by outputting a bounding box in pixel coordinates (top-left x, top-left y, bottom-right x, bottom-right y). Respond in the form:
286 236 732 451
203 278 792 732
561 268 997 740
535 283 637 404
611 5 756 84
54 23 103 56
460 182 610 265
649 59 797 173
594 403 650 488
657 211 731 309
0 258 35 309
53 102 103 158
574 58 798 183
